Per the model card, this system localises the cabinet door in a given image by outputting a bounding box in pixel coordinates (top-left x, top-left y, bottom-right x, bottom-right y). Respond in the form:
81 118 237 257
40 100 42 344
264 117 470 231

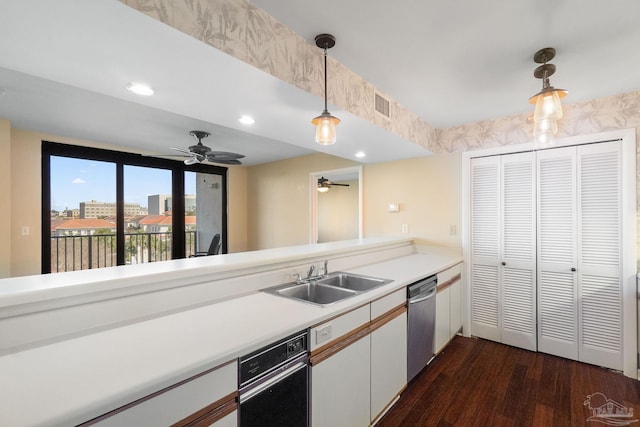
537 146 579 360
449 279 462 337
371 312 407 424
311 335 370 427
434 286 450 354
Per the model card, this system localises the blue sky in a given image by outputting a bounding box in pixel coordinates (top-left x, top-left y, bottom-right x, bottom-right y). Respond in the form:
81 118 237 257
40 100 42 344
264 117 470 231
50 156 196 211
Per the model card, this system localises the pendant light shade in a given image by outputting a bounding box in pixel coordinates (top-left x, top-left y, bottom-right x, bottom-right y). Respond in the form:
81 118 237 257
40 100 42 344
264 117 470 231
312 34 340 145
529 47 568 146
312 112 340 145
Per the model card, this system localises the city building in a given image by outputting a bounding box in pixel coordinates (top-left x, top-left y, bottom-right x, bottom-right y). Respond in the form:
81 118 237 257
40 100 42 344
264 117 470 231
79 200 141 219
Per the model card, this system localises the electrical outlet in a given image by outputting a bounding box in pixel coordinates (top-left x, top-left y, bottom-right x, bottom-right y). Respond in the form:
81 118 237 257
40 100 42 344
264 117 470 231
401 224 409 233
449 224 457 235
316 324 332 344
21 226 30 236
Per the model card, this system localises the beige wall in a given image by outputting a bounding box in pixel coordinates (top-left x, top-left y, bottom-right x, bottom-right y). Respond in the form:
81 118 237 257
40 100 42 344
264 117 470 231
246 153 359 250
317 179 359 243
227 166 248 253
0 119 11 278
364 153 462 247
4 121 249 277
245 151 462 251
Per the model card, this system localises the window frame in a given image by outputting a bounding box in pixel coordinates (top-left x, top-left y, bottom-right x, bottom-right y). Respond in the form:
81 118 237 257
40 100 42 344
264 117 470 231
41 141 228 274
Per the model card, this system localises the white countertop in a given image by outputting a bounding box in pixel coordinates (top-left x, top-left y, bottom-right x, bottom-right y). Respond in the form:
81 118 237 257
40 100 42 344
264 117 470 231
0 250 461 427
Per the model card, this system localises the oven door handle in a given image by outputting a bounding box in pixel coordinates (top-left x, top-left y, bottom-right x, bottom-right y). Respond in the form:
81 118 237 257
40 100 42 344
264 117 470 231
239 359 307 403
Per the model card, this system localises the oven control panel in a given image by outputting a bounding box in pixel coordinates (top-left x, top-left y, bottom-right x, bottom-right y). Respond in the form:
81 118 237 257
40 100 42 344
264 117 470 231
239 330 308 387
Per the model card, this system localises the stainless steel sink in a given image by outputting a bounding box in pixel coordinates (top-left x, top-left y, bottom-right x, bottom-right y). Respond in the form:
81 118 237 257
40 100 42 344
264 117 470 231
262 272 392 307
316 272 392 292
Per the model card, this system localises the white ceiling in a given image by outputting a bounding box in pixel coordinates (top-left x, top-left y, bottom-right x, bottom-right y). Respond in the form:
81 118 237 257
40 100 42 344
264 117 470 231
254 0 640 128
1 0 639 166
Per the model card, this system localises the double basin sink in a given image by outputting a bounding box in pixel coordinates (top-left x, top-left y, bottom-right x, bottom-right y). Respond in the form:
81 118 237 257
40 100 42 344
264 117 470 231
263 272 392 307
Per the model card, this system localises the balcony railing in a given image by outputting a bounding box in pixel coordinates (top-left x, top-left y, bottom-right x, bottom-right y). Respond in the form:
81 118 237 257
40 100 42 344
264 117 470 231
50 231 198 273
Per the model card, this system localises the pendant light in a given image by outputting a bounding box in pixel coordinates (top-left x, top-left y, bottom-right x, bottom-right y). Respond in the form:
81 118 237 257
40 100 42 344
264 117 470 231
529 47 568 146
312 34 340 145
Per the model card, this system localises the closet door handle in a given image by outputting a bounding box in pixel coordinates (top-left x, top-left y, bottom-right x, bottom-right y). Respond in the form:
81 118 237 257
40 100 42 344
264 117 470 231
571 267 576 272
501 262 506 266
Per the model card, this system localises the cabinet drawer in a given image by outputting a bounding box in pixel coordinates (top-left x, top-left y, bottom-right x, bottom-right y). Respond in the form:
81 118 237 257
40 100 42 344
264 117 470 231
371 288 405 319
310 305 369 351
437 263 462 289
86 361 237 426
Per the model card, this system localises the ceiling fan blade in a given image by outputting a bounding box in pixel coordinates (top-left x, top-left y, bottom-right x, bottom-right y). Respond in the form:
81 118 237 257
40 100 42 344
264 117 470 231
184 156 200 165
170 147 193 156
206 151 245 160
330 183 350 187
208 158 242 165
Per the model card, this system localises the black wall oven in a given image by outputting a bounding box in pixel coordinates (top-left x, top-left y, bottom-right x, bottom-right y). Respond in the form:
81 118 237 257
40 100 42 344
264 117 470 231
238 331 308 427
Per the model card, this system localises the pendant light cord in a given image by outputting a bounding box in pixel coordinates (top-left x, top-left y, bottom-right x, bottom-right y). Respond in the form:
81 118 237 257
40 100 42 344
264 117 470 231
323 47 328 113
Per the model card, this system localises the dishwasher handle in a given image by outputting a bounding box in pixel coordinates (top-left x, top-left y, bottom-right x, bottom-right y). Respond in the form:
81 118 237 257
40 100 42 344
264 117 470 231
408 287 436 304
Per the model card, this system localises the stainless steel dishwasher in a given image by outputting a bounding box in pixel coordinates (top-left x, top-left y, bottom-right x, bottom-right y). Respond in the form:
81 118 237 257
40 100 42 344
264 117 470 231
407 274 438 382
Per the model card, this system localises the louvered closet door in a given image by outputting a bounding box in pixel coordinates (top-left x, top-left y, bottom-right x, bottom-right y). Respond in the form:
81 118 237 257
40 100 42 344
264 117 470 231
577 141 622 370
537 146 579 360
500 152 536 351
470 156 501 342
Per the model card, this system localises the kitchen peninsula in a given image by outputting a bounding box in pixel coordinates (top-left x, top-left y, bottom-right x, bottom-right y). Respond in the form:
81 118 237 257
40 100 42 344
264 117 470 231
0 237 462 426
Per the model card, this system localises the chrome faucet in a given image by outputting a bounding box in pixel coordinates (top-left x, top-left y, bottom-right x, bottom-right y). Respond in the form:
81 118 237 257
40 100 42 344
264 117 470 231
322 260 329 276
306 265 316 280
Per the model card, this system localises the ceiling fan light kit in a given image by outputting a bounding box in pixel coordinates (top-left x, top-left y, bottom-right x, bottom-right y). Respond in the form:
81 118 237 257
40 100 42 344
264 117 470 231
529 47 567 146
312 34 340 145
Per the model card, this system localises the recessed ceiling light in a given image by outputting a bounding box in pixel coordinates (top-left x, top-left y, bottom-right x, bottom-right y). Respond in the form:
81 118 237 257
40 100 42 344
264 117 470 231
126 82 154 96
355 151 366 158
239 115 255 125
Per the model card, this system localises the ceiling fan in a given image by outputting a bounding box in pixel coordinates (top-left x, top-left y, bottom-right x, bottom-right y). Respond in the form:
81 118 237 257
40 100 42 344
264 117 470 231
317 176 350 192
170 131 245 165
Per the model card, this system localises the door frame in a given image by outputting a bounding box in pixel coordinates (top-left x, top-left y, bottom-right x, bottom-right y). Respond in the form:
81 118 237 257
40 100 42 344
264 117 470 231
309 166 363 244
461 128 637 378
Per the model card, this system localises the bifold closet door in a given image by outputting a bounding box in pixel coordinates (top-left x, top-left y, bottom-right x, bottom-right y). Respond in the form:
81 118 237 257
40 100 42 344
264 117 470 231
500 153 536 351
537 146 578 361
537 141 623 370
577 141 623 370
470 153 536 351
470 156 501 342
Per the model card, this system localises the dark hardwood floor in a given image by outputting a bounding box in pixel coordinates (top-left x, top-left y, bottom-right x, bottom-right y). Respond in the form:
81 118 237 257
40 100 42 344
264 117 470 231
377 336 640 427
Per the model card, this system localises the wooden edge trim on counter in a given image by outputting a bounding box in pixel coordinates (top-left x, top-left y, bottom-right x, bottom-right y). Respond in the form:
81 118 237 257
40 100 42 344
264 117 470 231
171 392 238 427
436 273 461 293
369 304 407 334
78 360 236 426
310 323 371 366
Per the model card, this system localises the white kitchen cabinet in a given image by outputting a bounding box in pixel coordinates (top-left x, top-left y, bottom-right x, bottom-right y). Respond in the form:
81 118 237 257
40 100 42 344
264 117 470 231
311 334 371 427
470 152 537 351
310 289 407 427
434 285 450 354
435 264 463 354
86 361 237 427
370 290 407 424
449 279 462 337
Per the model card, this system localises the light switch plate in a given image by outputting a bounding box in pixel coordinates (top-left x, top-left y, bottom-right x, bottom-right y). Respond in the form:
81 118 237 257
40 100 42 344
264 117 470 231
316 324 332 345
